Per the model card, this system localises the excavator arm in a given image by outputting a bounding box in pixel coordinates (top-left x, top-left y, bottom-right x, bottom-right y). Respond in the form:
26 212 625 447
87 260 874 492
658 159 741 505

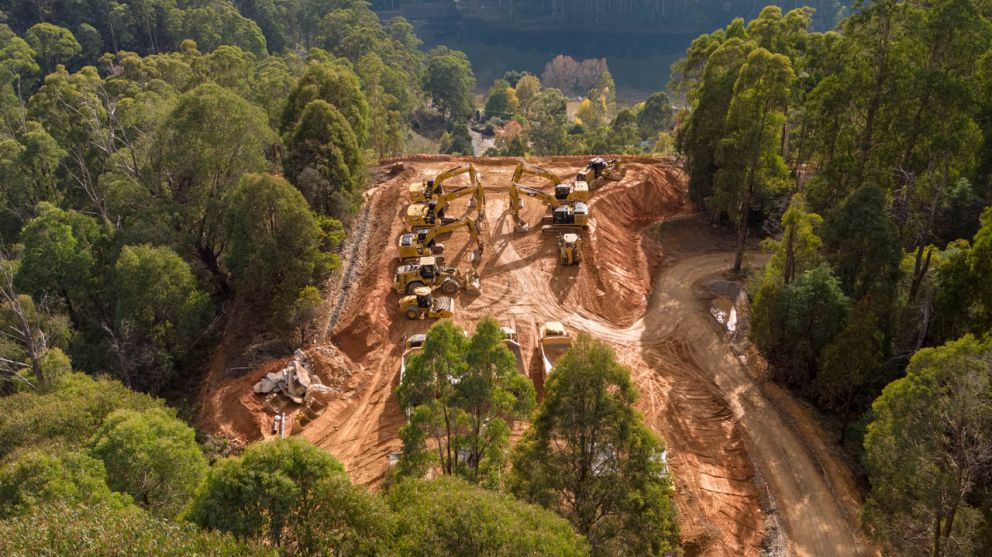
416 217 484 259
433 167 485 221
511 162 562 188
509 183 562 232
410 164 478 202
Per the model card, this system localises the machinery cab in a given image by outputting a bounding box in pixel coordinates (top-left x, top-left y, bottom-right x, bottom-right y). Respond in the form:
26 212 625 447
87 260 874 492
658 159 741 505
404 333 427 352
552 202 589 227
414 286 433 308
406 203 436 227
558 233 582 265
554 181 589 202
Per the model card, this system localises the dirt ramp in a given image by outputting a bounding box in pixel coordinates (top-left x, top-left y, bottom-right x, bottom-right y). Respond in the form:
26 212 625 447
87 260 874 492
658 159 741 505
578 163 687 326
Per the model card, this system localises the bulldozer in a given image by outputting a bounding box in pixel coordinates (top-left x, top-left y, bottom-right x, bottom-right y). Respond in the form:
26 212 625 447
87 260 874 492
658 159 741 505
539 321 572 378
409 164 478 203
392 256 481 295
399 286 455 320
576 157 625 190
511 162 588 203
405 178 486 229
509 182 589 233
397 217 483 262
558 233 582 265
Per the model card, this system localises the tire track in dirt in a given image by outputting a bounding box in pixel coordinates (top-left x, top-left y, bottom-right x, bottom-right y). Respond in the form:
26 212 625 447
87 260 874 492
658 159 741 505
205 158 865 556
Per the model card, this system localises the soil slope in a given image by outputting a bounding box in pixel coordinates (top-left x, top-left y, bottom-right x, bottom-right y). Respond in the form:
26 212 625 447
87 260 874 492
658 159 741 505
199 156 865 556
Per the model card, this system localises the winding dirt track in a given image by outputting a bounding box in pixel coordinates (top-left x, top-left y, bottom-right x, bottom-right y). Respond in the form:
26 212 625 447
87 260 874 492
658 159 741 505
201 157 866 556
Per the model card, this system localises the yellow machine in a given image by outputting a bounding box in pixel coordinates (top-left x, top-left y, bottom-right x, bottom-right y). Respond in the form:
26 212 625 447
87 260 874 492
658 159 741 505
558 233 582 265
405 174 486 229
392 256 481 295
539 321 572 378
509 182 589 233
398 286 455 320
510 162 588 203
576 157 625 190
408 164 478 203
397 217 483 262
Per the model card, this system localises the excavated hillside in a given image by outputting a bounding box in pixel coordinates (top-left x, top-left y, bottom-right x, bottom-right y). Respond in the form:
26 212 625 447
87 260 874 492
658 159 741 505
199 156 866 557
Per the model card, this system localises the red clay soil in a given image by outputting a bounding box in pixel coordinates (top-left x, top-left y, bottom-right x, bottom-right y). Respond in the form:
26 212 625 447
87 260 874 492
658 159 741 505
198 156 866 556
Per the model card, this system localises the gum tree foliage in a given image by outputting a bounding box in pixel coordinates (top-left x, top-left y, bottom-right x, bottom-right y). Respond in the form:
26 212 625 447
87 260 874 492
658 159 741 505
283 99 363 217
397 318 535 486
280 62 370 145
387 477 590 556
186 438 391 555
112 244 210 392
89 408 207 516
0 449 129 518
221 173 338 319
510 334 678 557
863 335 992 557
422 48 476 122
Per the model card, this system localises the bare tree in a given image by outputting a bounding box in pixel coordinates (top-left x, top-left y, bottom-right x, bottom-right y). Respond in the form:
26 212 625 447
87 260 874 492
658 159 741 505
0 253 48 388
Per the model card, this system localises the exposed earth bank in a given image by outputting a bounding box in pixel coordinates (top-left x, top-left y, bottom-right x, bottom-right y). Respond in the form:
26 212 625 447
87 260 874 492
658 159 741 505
199 156 866 556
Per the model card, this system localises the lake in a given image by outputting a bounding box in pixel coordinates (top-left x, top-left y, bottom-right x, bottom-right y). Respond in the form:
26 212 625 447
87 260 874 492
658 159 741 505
412 21 699 102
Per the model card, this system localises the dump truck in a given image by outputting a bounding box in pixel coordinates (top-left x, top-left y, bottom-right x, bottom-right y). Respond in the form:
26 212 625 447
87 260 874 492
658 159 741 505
392 256 481 296
500 326 527 375
398 286 455 320
397 217 483 262
577 157 625 189
538 321 572 378
409 164 478 202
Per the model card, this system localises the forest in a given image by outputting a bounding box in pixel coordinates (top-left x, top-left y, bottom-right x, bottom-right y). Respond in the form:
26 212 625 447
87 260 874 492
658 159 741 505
0 0 990 555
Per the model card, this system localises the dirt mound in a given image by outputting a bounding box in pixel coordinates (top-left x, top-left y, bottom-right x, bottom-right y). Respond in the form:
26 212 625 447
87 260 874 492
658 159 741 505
199 156 865 556
577 163 687 325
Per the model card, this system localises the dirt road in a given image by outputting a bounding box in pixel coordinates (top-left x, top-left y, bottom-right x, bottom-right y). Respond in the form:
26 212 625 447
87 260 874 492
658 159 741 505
200 157 866 556
639 252 865 556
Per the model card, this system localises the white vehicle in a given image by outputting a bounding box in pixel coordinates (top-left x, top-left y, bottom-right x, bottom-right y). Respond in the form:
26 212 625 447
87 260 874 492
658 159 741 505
538 321 572 378
500 326 527 375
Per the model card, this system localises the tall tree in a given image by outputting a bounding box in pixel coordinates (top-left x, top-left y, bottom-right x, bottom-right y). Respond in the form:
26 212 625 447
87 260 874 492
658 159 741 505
712 47 794 272
863 335 992 557
510 334 678 556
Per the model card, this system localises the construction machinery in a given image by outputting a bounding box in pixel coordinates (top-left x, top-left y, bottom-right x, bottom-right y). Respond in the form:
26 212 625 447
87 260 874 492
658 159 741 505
509 182 589 233
576 157 625 189
511 162 588 203
409 164 478 202
399 286 455 320
406 171 486 229
397 217 483 262
392 256 481 296
558 233 582 265
500 326 527 375
398 333 427 403
539 321 572 378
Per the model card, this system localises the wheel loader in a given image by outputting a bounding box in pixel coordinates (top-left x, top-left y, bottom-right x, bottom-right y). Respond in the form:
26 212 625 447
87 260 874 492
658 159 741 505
392 256 481 296
511 162 588 203
576 157 625 190
409 164 478 202
558 233 582 265
398 286 455 320
397 217 483 262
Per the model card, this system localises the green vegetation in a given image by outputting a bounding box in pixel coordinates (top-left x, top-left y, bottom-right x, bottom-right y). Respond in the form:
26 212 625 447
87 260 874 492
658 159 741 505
396 318 535 486
387 477 590 556
671 4 992 553
510 334 678 556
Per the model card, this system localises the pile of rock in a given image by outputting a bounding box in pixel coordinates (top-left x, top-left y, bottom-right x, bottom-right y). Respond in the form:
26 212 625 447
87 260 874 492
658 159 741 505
253 350 332 419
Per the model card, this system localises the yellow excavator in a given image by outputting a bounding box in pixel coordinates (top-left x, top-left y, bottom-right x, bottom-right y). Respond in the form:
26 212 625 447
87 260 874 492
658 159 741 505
510 162 588 203
397 217 483 262
558 233 582 265
576 157 625 190
405 175 486 229
392 256 481 295
509 182 589 233
398 286 455 320
408 164 478 203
